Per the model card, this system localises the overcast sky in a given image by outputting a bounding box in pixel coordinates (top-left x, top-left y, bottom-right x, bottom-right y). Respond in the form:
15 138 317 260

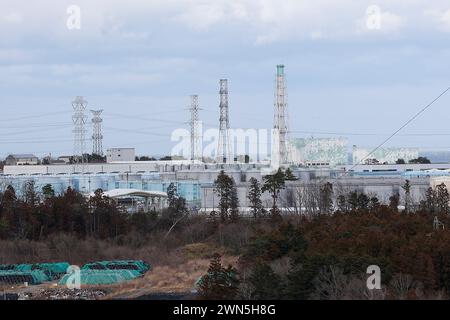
1 0 450 158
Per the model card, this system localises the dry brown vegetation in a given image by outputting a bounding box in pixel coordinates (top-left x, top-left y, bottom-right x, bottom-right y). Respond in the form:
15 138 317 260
4 181 450 300
0 238 239 299
0 227 242 298
106 255 238 299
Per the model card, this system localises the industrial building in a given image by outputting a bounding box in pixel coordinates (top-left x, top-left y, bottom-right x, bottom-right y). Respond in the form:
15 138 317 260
1 65 448 213
352 146 419 165
291 137 348 166
341 163 450 176
5 154 39 166
1 159 447 213
106 148 136 163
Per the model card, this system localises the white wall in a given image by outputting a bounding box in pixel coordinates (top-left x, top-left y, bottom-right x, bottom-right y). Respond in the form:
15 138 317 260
107 148 136 163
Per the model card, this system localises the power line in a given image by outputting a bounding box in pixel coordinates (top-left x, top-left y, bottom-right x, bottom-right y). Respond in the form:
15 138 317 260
0 122 73 130
105 112 186 125
0 138 74 144
0 110 72 122
0 126 71 137
105 111 218 127
290 130 450 137
345 86 450 173
103 126 170 137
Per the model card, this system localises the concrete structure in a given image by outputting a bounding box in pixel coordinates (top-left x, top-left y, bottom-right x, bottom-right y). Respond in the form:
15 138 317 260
273 65 291 165
342 163 450 176
106 148 136 163
96 189 168 212
58 156 72 164
3 160 450 213
352 145 419 165
0 172 200 204
200 175 430 212
291 137 348 167
3 160 205 175
49 159 66 165
430 176 450 190
5 154 39 166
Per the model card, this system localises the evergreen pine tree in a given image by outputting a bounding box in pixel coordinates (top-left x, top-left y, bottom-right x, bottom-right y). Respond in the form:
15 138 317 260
247 177 263 218
198 254 240 300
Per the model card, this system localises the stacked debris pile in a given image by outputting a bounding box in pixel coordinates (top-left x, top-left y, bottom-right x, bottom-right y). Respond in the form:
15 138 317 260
0 262 69 285
1 260 150 287
18 288 106 300
59 260 151 286
0 293 19 300
29 262 70 279
82 260 150 274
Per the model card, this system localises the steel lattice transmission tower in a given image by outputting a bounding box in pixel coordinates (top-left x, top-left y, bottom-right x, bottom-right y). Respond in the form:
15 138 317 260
273 65 291 165
189 95 202 161
216 79 232 163
72 96 88 165
91 109 104 156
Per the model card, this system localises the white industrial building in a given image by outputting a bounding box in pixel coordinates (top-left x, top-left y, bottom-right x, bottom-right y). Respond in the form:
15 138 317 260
106 148 136 163
2 160 205 175
352 146 419 165
3 157 450 213
92 189 169 212
5 154 39 166
291 137 348 167
341 163 450 176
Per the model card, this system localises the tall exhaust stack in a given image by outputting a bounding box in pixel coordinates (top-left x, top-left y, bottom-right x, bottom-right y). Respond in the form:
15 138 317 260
273 65 290 165
217 79 232 163
189 94 202 162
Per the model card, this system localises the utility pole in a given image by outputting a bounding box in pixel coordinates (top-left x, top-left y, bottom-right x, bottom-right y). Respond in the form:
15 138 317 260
91 109 104 156
72 96 88 171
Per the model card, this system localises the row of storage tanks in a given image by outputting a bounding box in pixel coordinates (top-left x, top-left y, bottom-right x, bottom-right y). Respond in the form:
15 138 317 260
0 260 150 286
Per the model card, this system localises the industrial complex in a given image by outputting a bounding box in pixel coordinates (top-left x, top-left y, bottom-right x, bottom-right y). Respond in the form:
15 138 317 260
0 65 448 213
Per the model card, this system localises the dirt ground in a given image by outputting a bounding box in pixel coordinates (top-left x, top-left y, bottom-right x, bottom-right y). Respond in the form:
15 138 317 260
0 254 238 300
106 255 238 299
